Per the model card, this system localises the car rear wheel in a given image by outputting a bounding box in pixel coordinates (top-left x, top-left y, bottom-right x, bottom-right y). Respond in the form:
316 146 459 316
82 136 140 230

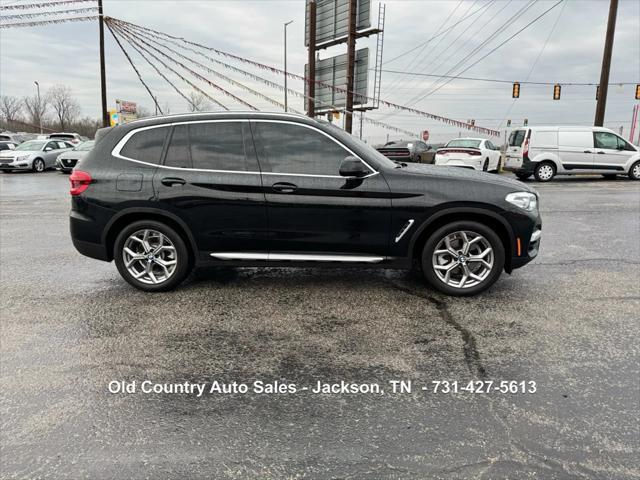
516 172 532 181
494 158 502 174
421 221 505 296
32 158 45 173
629 161 640 181
534 162 555 182
114 220 191 292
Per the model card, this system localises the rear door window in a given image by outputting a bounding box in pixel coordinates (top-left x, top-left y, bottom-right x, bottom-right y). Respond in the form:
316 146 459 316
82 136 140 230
559 131 593 148
188 122 249 171
508 130 526 147
165 125 191 169
120 127 169 164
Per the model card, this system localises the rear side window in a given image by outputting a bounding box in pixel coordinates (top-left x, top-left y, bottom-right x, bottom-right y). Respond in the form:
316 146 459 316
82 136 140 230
188 122 248 171
559 131 593 148
120 127 168 164
252 122 351 176
508 130 526 147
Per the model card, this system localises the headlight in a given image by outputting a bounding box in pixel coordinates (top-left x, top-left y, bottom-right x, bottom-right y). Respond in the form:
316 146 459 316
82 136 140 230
505 192 538 212
15 155 30 161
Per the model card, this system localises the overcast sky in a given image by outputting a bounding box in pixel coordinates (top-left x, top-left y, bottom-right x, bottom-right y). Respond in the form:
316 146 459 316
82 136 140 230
1 0 639 143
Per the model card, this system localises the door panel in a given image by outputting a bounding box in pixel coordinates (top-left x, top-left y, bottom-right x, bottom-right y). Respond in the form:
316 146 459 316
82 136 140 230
593 131 634 171
250 120 392 256
558 131 594 171
153 122 268 254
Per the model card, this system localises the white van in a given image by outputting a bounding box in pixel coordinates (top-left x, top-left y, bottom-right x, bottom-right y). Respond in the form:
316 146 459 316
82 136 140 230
504 126 640 182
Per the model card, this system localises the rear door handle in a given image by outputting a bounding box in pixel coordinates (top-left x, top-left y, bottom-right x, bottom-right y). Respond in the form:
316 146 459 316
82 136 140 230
161 177 186 186
596 151 606 154
583 150 592 153
272 182 297 193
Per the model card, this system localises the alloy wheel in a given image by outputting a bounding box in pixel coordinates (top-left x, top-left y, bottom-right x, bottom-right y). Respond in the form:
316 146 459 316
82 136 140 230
633 163 640 180
122 229 178 285
34 159 44 172
432 230 494 289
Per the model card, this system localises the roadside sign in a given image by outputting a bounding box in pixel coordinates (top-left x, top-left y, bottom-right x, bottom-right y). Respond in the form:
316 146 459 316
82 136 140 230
421 130 429 142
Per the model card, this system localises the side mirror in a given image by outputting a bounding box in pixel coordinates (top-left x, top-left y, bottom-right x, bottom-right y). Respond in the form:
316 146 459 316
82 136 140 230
339 156 369 178
44 147 52 152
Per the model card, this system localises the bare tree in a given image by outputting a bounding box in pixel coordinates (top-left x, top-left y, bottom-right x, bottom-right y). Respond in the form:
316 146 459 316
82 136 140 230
187 91 210 112
23 93 48 131
0 96 23 128
48 85 81 131
137 105 152 118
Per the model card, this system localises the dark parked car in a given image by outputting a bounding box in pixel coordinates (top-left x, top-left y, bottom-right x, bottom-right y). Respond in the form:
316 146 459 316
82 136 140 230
0 141 18 151
376 140 436 164
70 112 541 296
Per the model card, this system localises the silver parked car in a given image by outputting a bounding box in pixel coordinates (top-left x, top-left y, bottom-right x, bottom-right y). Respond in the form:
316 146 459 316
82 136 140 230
56 140 95 173
0 139 74 173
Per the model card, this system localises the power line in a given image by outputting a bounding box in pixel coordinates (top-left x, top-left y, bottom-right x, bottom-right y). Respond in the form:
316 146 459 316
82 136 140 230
376 69 636 86
0 14 96 27
411 0 566 105
0 6 97 20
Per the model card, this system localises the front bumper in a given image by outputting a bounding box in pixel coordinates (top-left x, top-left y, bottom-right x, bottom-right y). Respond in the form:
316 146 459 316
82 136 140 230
57 158 78 171
0 161 31 170
509 224 541 270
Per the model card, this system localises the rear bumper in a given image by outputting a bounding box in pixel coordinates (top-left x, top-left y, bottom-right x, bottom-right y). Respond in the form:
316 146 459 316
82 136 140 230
504 156 536 174
70 208 109 261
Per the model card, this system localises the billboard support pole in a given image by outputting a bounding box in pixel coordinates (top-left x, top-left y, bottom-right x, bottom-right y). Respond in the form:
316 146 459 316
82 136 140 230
344 0 357 133
307 0 316 117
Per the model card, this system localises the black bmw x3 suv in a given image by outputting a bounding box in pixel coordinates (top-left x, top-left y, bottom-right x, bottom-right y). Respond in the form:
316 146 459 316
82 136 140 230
70 112 541 296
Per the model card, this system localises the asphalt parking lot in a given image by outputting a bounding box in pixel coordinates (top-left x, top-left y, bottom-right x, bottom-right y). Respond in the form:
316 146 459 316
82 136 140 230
1 171 639 479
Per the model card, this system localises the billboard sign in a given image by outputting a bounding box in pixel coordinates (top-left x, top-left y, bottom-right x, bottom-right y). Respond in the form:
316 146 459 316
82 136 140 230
116 99 137 115
305 48 369 113
421 130 429 142
305 0 371 47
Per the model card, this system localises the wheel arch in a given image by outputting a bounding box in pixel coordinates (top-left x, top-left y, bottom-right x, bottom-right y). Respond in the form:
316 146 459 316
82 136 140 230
409 207 516 272
102 208 197 264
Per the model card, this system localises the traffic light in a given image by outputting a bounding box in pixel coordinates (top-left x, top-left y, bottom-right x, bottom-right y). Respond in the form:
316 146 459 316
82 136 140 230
636 84 640 100
523 118 528 126
512 82 520 98
506 119 512 127
553 84 561 100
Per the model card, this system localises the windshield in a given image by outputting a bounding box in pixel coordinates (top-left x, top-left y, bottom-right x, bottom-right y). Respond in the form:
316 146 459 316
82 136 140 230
15 140 45 151
325 124 398 169
446 139 481 149
74 141 95 151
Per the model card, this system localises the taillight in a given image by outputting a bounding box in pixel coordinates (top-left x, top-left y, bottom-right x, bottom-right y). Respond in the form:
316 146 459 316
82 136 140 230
522 133 530 160
69 170 92 196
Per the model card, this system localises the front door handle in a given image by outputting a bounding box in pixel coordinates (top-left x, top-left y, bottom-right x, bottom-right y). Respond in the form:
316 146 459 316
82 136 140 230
596 151 606 154
583 150 592 153
272 182 297 193
161 177 186 186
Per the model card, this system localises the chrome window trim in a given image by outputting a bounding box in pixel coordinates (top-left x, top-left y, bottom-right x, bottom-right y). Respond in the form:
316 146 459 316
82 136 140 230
210 252 385 263
111 118 378 179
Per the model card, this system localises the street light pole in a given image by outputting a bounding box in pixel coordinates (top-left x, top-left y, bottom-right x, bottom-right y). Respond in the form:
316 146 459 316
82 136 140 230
34 81 42 134
284 20 293 112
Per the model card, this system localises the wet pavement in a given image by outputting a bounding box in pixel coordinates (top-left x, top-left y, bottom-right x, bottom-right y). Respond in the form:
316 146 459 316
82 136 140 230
1 171 639 479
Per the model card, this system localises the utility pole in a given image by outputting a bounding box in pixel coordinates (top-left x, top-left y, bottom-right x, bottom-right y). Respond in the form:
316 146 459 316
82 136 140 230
594 0 618 127
284 20 293 112
34 81 42 134
306 0 316 117
344 0 357 133
98 0 109 127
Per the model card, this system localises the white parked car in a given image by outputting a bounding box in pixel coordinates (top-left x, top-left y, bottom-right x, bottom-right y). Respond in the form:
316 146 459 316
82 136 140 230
504 126 640 182
0 139 74 173
434 138 502 172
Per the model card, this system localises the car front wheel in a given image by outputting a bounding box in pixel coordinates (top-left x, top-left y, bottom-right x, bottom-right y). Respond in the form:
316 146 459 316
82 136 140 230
422 221 505 296
114 220 191 292
32 158 45 173
629 161 640 181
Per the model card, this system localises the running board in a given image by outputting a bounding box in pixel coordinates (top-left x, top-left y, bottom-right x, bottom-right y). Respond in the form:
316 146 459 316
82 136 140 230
210 252 385 263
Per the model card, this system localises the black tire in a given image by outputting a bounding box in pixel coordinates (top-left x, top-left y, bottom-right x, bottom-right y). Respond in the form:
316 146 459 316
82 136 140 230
483 159 489 171
515 172 532 181
629 161 640 181
2 170 13 174
114 220 191 292
534 161 556 182
32 158 45 173
421 221 505 296
601 174 618 180
493 158 502 174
